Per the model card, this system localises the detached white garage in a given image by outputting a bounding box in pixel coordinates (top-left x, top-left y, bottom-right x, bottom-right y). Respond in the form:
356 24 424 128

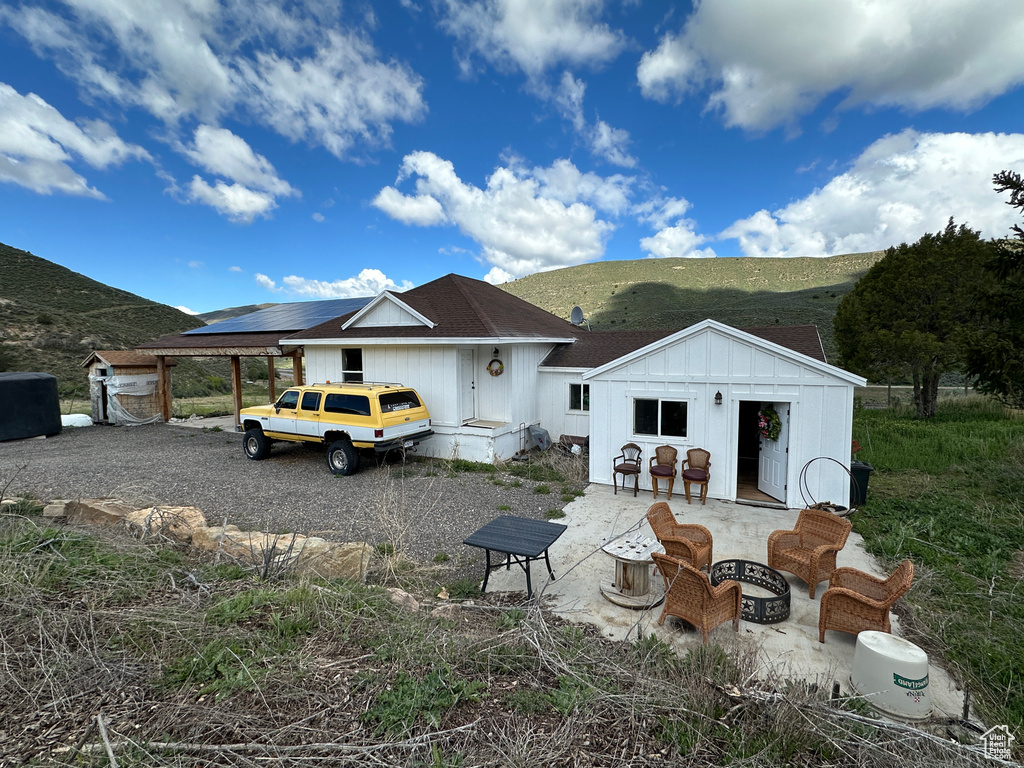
582 320 866 509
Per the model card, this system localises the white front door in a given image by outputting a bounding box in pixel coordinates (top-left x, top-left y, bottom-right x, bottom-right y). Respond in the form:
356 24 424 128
459 349 475 423
758 402 790 503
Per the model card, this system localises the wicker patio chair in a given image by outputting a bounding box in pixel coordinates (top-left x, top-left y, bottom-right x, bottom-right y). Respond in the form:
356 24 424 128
651 552 741 643
818 560 914 643
767 507 852 598
682 448 711 505
613 443 643 496
646 501 713 571
649 445 678 500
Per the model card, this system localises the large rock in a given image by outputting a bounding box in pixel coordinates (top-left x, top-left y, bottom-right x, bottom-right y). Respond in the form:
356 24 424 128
126 506 207 542
298 540 372 582
66 498 135 526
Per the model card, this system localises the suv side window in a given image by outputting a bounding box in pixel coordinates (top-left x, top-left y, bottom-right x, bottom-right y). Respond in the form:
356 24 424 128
379 391 421 413
323 393 371 416
276 390 300 409
300 391 322 411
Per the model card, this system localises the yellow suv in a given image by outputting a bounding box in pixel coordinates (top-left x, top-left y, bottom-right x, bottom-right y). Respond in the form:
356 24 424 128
240 382 432 475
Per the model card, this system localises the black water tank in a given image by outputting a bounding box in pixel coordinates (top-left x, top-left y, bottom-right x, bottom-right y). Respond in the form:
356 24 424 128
0 372 62 441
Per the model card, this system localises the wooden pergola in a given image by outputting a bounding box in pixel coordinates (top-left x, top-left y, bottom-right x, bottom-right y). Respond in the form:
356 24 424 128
134 331 304 428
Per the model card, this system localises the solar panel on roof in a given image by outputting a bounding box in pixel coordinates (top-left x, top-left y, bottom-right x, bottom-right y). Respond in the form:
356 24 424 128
184 297 371 335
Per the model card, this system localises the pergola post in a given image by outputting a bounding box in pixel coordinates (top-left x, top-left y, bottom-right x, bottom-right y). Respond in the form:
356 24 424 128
156 355 172 421
292 351 304 385
267 355 276 402
231 355 243 429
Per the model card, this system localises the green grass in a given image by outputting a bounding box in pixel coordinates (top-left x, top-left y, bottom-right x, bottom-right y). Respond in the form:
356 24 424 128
853 397 1024 731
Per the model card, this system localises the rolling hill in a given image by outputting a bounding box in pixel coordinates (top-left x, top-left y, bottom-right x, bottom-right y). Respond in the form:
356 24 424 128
500 252 885 362
0 242 204 396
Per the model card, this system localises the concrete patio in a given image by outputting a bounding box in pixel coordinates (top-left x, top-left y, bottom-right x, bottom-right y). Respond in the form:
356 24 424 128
480 482 968 723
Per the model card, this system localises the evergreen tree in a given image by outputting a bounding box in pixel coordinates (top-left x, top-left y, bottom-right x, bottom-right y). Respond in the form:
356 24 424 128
963 171 1024 408
834 220 994 418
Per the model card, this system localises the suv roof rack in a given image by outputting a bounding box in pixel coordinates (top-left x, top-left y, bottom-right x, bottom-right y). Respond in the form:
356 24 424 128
311 381 405 389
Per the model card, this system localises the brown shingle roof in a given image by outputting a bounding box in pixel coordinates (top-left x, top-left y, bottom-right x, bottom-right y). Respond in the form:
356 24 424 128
540 323 826 369
288 274 580 341
540 330 677 368
743 325 826 363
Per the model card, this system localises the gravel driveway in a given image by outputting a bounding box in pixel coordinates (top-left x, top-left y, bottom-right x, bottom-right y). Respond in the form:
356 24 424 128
0 423 575 568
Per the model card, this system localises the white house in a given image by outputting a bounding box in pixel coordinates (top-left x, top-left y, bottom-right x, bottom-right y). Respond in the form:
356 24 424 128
284 274 866 507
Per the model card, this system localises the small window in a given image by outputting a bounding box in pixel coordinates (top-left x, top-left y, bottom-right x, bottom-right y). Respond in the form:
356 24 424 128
300 391 322 411
276 390 300 410
569 383 590 412
379 390 421 413
342 348 363 383
634 398 687 438
323 393 371 416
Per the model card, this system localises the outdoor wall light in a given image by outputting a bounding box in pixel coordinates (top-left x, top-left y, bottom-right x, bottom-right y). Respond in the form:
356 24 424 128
714 391 723 406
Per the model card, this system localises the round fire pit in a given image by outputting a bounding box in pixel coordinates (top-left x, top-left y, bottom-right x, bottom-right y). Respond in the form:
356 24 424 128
709 559 791 624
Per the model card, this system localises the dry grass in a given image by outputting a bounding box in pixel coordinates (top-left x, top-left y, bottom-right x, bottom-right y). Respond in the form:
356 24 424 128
0 502 1006 767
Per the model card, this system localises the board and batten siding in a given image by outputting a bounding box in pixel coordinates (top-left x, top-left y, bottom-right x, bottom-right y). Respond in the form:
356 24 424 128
354 300 423 327
537 369 592 442
304 342 556 462
586 325 861 507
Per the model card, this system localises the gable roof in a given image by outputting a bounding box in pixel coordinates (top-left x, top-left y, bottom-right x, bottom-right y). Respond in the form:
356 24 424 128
288 273 581 343
580 319 864 385
540 324 826 369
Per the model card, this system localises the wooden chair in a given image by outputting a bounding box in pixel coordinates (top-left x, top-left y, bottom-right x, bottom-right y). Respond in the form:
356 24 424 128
649 445 678 500
612 443 642 496
651 552 741 644
818 560 914 643
767 508 852 598
646 501 713 571
682 448 711 505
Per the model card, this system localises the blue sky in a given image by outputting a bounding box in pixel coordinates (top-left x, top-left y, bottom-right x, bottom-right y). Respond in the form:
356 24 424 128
2 1 1024 315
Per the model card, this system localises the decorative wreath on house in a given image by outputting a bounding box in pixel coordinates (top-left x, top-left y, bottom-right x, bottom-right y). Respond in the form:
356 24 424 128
758 405 782 441
486 358 504 376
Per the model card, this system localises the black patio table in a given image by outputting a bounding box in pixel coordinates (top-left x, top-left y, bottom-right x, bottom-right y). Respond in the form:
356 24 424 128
463 515 567 599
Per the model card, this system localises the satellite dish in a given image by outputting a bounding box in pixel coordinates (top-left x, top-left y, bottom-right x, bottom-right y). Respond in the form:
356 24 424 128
570 306 584 325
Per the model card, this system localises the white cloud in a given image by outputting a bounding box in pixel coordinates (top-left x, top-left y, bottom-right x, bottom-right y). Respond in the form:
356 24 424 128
439 0 626 79
278 270 414 298
637 0 1024 131
188 176 278 223
719 130 1024 257
179 125 296 220
1 2 426 160
0 83 150 197
187 260 204 269
552 72 636 167
372 186 448 226
312 212 325 222
255 273 280 291
373 151 617 277
640 223 716 259
174 305 199 315
229 265 243 272
239 30 426 158
484 266 514 285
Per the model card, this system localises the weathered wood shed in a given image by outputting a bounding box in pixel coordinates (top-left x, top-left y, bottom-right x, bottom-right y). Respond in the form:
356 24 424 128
82 350 176 425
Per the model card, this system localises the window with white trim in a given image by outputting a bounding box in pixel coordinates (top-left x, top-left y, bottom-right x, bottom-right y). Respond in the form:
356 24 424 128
341 348 363 383
633 398 687 438
569 383 590 412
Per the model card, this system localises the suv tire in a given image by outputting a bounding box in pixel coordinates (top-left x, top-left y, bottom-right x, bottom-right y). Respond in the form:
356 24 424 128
243 428 271 460
326 440 359 475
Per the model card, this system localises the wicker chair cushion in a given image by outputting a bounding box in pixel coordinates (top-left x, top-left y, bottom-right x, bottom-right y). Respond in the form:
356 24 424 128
650 465 675 477
682 468 708 481
615 463 641 474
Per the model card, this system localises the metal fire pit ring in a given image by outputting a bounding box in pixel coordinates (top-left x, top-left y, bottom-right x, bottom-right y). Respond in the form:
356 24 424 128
709 559 791 624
